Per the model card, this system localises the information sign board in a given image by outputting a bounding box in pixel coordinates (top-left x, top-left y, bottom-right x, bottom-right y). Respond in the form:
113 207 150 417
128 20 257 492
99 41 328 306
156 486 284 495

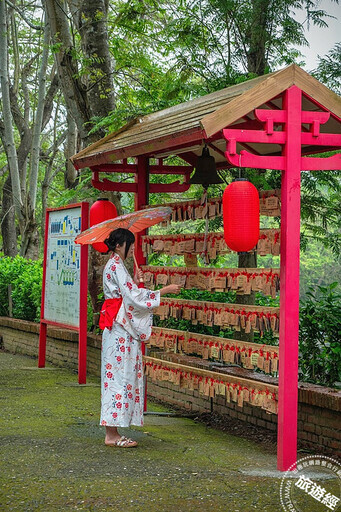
44 207 82 327
38 203 89 383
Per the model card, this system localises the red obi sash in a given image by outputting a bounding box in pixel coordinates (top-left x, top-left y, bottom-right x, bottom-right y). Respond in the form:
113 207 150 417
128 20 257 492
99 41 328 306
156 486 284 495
99 298 123 331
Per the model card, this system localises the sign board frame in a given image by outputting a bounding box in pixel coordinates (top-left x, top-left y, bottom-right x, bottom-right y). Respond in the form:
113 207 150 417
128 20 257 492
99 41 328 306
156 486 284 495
38 203 89 383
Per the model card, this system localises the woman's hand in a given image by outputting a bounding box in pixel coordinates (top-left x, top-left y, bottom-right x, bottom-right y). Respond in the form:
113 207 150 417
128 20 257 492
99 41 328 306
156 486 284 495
134 268 144 285
160 284 181 296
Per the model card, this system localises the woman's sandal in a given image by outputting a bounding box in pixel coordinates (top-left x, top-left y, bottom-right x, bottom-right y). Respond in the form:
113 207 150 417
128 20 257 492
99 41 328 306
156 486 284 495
106 436 138 448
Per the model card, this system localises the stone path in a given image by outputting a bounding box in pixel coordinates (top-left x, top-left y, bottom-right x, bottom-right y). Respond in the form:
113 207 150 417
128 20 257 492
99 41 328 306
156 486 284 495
0 351 306 512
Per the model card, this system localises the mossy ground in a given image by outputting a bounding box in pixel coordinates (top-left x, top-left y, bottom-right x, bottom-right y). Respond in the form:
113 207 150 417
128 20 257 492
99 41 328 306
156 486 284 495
0 351 295 511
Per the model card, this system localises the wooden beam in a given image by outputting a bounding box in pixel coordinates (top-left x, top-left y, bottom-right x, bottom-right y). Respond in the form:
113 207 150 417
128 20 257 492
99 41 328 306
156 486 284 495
70 118 139 169
91 178 138 192
201 66 296 137
207 143 226 159
144 356 278 394
177 152 198 167
202 65 341 138
74 127 204 170
91 163 138 173
149 181 191 193
151 326 279 356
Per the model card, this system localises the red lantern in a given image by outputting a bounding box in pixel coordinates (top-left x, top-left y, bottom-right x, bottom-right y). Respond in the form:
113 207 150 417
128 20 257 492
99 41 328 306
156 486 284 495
223 179 259 252
90 198 117 253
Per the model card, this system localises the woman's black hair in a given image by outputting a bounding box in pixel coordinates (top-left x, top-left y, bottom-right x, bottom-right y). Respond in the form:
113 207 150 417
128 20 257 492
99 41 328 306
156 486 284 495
104 228 135 258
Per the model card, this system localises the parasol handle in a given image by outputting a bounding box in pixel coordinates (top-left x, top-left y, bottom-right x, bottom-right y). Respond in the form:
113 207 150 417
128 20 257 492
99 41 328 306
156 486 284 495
133 253 144 283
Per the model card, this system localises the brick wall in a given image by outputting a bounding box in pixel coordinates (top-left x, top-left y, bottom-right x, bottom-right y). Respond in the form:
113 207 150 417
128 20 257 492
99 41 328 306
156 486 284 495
0 316 340 456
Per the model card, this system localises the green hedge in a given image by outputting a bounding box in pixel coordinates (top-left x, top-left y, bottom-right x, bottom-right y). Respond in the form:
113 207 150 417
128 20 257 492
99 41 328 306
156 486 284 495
299 283 341 388
0 256 43 322
0 256 339 387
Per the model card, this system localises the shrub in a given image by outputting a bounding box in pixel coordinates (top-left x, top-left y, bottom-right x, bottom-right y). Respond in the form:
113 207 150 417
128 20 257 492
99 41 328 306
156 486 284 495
299 282 341 387
0 256 43 322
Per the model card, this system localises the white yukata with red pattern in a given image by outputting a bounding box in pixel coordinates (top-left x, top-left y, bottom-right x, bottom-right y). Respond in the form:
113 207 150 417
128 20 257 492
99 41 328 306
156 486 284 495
100 254 160 427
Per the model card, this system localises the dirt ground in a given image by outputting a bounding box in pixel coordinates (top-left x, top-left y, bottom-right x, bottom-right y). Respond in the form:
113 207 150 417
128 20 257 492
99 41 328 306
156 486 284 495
0 350 318 512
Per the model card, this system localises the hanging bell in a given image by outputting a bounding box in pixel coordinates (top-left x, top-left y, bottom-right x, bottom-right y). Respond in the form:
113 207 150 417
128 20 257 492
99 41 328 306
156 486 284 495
190 145 223 189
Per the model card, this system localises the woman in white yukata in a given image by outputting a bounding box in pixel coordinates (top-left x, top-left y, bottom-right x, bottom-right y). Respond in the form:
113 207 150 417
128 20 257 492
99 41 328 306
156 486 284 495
100 228 180 448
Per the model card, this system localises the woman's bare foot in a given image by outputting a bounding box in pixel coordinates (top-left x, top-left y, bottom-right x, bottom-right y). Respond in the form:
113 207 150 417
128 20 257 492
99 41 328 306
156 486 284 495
105 425 120 444
105 426 138 447
106 436 138 448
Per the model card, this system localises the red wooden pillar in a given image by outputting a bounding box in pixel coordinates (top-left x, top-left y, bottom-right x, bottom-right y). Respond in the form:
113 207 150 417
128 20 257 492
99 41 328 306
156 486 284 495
135 156 149 411
134 156 149 265
78 203 89 384
38 210 49 368
277 86 302 471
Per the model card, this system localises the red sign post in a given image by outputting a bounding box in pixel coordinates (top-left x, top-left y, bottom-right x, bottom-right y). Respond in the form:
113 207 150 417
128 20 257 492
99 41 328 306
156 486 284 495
38 203 89 384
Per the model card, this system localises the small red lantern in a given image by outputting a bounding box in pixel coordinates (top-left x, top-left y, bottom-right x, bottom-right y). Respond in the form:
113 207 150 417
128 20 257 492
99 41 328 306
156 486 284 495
223 179 259 252
90 198 117 253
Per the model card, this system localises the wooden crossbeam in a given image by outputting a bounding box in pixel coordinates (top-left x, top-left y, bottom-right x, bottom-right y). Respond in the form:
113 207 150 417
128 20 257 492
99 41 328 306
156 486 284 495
143 356 278 394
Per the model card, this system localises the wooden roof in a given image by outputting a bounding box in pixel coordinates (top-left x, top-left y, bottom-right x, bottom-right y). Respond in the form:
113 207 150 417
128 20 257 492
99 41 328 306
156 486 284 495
71 64 341 171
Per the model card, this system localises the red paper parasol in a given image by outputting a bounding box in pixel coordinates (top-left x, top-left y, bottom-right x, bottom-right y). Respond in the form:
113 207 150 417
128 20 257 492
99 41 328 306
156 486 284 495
74 207 171 246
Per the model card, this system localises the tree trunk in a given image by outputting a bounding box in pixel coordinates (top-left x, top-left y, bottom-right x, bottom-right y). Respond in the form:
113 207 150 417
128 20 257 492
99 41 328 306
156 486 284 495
246 0 269 75
1 174 18 256
45 0 119 327
72 0 115 123
21 15 51 260
19 218 40 260
44 0 91 142
41 175 49 244
28 15 50 211
234 0 270 339
0 1 23 226
64 114 78 188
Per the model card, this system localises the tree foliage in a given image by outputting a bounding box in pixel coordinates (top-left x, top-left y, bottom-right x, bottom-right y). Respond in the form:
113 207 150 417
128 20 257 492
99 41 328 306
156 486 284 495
299 282 341 387
0 0 339 288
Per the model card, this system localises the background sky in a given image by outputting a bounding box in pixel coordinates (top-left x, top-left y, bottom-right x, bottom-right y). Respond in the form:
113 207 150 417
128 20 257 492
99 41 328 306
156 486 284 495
296 0 340 71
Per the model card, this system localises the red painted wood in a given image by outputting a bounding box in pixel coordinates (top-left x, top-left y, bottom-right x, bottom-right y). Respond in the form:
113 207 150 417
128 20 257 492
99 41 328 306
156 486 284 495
277 86 302 471
301 111 330 124
40 319 79 331
39 204 86 367
301 153 341 170
91 163 193 175
135 156 149 267
38 208 49 368
238 142 262 155
149 167 192 175
79 202 89 384
135 157 149 412
301 133 341 146
149 181 191 193
255 109 286 123
92 173 138 192
91 163 138 173
221 89 341 472
302 92 341 123
223 128 286 145
225 150 286 170
92 172 191 193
